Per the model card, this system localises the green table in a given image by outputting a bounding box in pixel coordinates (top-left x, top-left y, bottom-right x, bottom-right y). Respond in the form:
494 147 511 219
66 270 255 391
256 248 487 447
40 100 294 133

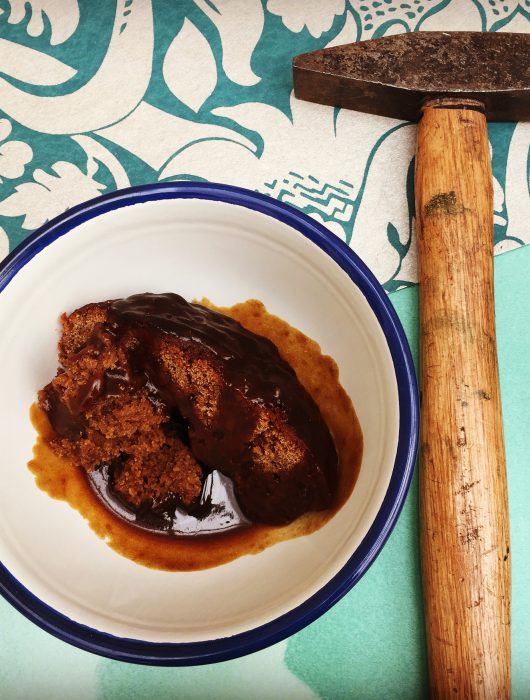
0 2 528 697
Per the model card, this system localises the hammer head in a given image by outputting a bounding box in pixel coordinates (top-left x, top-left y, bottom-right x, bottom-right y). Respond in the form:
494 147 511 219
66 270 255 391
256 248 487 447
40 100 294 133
293 32 530 122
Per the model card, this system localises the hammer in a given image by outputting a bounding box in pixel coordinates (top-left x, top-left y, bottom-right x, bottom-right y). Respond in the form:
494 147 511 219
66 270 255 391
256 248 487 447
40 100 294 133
294 32 530 698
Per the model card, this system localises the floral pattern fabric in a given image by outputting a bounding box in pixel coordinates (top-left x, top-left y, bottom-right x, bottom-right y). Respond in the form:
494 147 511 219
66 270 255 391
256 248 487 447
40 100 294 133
0 0 528 291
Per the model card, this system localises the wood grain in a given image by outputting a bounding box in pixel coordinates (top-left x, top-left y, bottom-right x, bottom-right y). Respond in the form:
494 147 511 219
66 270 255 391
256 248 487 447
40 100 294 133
415 99 511 699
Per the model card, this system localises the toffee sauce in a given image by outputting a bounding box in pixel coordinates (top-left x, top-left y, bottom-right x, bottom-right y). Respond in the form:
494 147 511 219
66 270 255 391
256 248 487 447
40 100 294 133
29 299 363 571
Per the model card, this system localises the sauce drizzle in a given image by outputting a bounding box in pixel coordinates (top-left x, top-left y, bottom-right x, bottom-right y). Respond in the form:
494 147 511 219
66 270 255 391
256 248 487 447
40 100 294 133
29 299 363 571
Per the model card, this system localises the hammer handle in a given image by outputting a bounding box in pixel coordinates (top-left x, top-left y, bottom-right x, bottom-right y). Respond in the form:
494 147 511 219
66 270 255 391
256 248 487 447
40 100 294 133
415 101 511 699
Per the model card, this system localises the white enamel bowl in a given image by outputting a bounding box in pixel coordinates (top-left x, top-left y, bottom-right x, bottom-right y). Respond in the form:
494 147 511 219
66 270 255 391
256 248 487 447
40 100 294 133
0 183 418 665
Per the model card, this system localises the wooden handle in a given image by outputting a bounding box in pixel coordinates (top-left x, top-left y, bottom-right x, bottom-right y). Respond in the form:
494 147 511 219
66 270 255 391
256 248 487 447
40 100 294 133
415 99 511 699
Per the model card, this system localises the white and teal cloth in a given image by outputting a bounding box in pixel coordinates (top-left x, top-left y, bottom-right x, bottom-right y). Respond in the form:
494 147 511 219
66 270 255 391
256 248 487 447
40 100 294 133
0 0 529 287
0 2 529 698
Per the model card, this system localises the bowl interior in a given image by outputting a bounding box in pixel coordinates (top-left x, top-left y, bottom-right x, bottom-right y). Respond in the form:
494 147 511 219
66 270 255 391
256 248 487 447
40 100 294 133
0 196 399 643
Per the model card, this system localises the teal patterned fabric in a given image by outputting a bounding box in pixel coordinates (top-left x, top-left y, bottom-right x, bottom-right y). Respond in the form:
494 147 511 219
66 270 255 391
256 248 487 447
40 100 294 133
0 0 529 290
0 2 529 698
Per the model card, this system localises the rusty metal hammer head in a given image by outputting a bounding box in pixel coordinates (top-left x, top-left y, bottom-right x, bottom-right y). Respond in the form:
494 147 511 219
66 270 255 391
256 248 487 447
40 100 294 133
293 32 530 121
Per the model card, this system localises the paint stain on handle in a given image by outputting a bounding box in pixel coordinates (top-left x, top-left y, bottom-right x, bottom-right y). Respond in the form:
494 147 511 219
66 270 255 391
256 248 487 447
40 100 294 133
424 191 466 217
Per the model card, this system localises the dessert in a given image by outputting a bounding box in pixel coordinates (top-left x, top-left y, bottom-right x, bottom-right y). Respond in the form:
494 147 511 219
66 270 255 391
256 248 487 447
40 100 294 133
38 293 339 529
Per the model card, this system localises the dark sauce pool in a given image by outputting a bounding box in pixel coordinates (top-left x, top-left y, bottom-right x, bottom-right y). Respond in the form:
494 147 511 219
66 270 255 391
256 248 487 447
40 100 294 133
88 465 249 536
29 299 363 571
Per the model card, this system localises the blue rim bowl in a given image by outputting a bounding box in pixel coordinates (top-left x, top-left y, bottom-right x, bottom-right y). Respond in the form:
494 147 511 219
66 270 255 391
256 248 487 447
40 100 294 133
0 182 419 666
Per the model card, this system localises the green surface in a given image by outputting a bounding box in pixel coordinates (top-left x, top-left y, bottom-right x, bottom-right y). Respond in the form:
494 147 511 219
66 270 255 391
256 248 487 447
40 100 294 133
286 244 530 699
1 245 528 699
